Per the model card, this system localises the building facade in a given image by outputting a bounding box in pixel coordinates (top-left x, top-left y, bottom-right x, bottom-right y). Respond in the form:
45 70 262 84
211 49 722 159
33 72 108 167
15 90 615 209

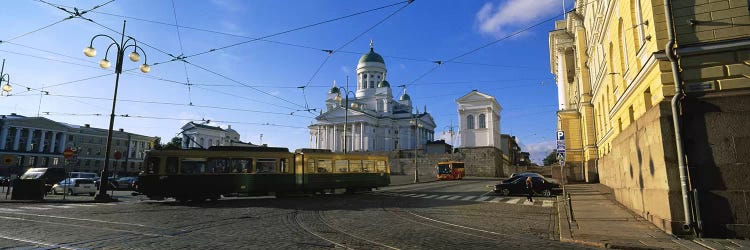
309 43 436 152
0 114 156 176
500 134 523 166
180 122 248 149
550 0 750 237
456 90 502 149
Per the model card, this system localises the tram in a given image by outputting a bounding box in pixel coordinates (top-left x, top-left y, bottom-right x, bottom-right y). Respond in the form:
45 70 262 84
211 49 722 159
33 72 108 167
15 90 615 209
137 146 390 202
435 161 465 180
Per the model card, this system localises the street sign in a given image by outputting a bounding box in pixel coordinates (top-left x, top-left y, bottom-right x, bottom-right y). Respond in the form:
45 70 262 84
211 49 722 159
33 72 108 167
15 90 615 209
557 130 565 141
114 151 123 160
63 148 74 159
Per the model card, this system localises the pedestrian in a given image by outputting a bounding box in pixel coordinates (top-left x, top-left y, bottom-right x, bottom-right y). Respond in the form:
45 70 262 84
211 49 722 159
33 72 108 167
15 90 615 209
525 176 534 202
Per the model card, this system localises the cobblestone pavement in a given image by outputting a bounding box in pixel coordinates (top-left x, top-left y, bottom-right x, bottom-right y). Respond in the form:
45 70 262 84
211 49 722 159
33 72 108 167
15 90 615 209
0 180 590 249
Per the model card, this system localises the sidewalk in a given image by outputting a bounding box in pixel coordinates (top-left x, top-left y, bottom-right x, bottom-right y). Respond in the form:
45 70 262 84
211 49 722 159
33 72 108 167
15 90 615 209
558 183 750 249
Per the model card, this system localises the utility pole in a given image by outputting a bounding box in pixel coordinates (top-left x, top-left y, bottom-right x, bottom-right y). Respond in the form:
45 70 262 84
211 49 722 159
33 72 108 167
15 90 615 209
414 110 420 183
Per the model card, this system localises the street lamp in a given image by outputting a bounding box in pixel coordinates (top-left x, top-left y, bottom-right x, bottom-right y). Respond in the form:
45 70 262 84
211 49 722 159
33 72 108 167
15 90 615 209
410 112 423 183
1 59 11 96
334 81 356 154
83 20 150 201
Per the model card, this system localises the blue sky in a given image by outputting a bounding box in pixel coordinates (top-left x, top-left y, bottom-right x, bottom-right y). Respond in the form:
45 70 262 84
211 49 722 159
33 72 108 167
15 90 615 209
1 0 568 164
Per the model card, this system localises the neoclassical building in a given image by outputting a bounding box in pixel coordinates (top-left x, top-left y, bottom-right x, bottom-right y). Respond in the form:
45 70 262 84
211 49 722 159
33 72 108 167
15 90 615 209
309 43 436 152
181 122 253 149
456 90 502 149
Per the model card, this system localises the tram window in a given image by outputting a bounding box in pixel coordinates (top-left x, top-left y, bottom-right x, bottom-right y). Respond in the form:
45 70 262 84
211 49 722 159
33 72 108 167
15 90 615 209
317 159 332 173
207 158 229 173
437 164 451 174
362 160 375 173
375 161 387 173
256 159 277 173
452 163 465 169
349 160 363 173
280 158 289 173
335 160 349 173
146 157 160 174
181 158 206 174
306 159 316 173
166 157 179 174
230 159 252 173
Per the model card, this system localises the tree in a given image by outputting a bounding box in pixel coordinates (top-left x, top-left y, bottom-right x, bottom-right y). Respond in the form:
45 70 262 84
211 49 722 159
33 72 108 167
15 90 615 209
152 137 163 150
163 136 182 150
543 149 558 166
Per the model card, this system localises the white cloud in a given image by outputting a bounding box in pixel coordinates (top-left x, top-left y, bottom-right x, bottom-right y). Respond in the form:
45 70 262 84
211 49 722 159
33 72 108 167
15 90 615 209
520 140 556 165
475 0 562 37
340 66 351 75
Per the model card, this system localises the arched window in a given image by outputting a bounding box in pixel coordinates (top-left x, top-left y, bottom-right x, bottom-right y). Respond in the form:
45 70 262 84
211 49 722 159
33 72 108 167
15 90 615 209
478 114 486 129
467 115 475 129
632 0 644 49
618 19 628 73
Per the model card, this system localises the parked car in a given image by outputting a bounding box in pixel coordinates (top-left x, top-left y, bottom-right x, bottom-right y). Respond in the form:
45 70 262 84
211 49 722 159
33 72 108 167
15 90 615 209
494 176 561 197
114 176 138 190
20 168 67 192
502 172 544 183
68 172 98 180
51 178 97 196
0 176 9 186
93 177 117 190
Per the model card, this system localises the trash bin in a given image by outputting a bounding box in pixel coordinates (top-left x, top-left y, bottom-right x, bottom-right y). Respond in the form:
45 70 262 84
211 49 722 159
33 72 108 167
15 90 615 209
11 179 46 200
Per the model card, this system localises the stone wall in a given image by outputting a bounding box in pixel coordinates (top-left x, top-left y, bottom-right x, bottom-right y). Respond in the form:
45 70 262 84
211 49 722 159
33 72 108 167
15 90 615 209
388 147 508 178
683 90 750 238
598 101 686 235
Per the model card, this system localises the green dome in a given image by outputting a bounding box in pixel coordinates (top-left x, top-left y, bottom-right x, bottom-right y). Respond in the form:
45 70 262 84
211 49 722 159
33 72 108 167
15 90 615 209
358 48 385 64
400 93 411 101
378 80 390 88
329 86 340 94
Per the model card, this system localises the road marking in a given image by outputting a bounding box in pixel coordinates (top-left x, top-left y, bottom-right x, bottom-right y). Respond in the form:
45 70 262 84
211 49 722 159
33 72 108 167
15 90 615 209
505 198 521 204
461 196 476 201
435 195 451 199
423 195 438 199
446 196 461 200
522 200 534 206
0 234 79 250
19 206 51 210
404 193 417 197
67 204 96 207
489 198 505 203
412 194 427 198
98 203 118 206
43 205 74 209
475 196 491 202
0 208 23 212
542 200 554 207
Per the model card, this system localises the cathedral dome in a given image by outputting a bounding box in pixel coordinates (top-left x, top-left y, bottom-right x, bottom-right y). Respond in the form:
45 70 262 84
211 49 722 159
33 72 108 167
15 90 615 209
329 86 340 94
378 80 390 88
358 47 385 65
399 93 411 101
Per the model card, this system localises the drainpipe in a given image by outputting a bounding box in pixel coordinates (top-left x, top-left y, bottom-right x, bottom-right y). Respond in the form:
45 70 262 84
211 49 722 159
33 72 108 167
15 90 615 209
663 0 693 232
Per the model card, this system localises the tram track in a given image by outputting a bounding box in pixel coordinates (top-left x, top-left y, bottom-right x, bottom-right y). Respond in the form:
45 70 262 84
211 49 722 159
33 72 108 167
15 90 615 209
284 208 400 250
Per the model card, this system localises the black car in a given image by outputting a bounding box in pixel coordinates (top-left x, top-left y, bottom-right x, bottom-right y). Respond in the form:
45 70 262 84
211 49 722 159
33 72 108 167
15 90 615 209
494 176 562 197
501 172 544 184
114 177 138 190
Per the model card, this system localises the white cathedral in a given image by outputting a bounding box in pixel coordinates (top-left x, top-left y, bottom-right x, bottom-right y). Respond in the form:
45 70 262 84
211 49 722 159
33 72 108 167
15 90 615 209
308 42 436 152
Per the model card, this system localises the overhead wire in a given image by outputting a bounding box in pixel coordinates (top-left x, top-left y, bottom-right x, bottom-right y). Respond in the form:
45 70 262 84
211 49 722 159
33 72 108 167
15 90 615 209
169 0 194 106
40 112 307 129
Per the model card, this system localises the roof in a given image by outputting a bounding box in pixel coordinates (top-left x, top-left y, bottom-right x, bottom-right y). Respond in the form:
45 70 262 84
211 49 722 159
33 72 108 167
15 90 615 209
378 80 390 88
358 47 385 64
183 122 224 131
399 93 410 101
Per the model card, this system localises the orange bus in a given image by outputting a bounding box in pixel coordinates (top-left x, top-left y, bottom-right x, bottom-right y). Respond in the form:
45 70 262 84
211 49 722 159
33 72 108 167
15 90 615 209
436 161 465 180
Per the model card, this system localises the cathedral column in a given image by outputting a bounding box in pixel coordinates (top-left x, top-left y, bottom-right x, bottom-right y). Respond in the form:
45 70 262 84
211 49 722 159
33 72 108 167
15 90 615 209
360 122 365 152
0 126 8 150
333 125 338 152
26 128 35 151
39 131 47 152
13 127 22 150
49 132 58 153
58 132 67 152
351 123 356 151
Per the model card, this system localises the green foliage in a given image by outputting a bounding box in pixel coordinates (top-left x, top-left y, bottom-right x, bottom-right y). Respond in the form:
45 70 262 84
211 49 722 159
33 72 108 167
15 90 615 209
162 136 182 150
543 149 558 166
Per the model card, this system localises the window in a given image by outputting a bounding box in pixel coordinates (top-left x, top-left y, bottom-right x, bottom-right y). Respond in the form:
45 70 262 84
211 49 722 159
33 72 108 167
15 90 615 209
146 157 160 174
207 158 229 173
166 157 178 174
317 159 333 173
349 160 363 173
376 161 387 173
478 114 486 129
335 160 349 173
181 158 206 174
306 159 316 173
256 159 277 173
644 88 652 110
467 115 475 129
363 160 375 172
629 106 635 123
632 0 645 48
230 159 252 173
618 19 628 74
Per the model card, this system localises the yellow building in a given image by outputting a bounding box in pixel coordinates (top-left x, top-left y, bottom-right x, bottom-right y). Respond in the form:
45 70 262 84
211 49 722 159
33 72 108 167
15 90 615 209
550 0 750 238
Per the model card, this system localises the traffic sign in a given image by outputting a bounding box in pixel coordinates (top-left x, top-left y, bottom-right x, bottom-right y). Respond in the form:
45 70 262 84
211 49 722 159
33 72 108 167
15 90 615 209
557 130 565 141
114 150 123 160
63 148 74 159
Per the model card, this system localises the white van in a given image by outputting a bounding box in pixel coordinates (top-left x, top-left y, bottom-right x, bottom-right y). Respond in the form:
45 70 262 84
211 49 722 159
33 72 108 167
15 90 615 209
68 172 98 179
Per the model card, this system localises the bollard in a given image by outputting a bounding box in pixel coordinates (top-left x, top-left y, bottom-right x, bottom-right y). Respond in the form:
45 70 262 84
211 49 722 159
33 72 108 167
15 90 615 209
567 192 575 222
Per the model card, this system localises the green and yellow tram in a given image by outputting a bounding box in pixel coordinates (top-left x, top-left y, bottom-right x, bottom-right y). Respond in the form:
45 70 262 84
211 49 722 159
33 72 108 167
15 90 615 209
137 146 390 201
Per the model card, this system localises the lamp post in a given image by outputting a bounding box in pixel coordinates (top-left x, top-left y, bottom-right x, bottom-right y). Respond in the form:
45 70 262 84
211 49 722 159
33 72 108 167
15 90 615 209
411 111 422 183
83 20 150 201
334 78 356 154
1 59 11 96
